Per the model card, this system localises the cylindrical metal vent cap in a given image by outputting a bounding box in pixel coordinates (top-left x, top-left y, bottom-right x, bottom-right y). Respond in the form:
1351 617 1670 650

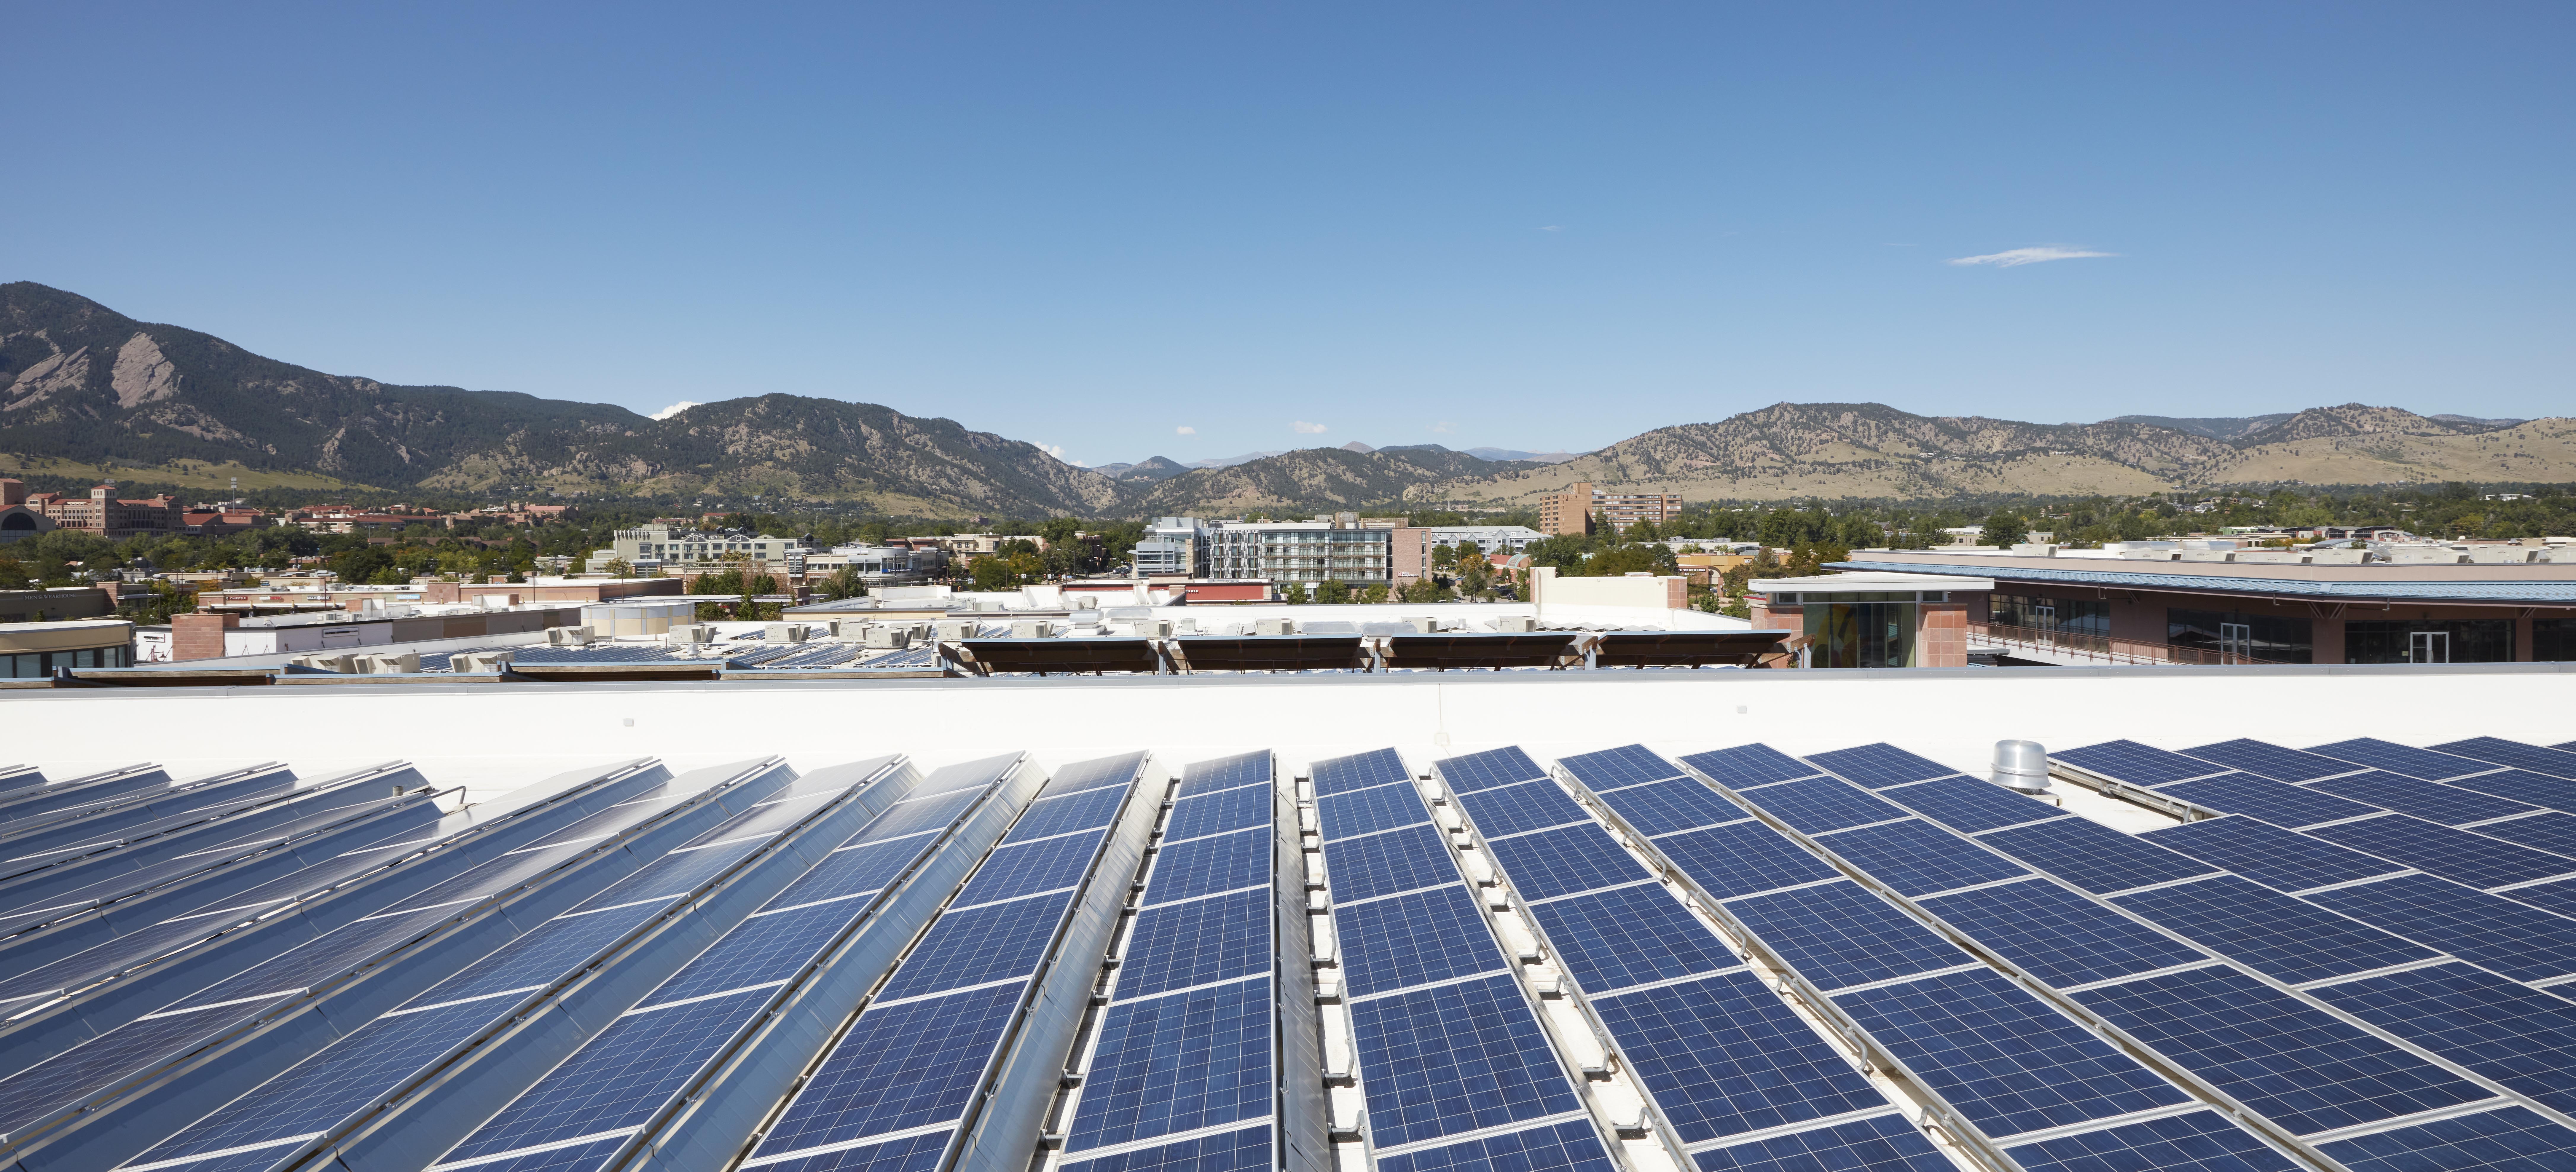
1991 739 2053 794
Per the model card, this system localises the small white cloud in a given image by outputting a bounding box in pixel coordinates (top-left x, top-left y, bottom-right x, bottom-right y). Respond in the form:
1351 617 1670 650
1432 421 1455 434
1292 421 1329 434
1176 425 1196 435
1034 442 1074 463
1535 225 1562 232
649 400 701 421
1947 246 2118 268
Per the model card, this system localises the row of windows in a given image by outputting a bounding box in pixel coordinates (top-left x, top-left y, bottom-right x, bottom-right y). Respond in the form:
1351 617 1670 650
1 646 134 678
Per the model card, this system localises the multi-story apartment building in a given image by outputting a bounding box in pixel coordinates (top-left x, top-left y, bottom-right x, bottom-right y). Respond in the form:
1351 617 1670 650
25 483 181 538
1537 481 1684 536
1131 517 1206 578
800 544 948 587
1389 525 1547 584
1202 516 1392 586
584 525 808 576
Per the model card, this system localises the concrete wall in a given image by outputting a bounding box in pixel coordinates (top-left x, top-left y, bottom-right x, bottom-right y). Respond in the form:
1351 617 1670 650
1531 567 1687 611
4 663 2567 809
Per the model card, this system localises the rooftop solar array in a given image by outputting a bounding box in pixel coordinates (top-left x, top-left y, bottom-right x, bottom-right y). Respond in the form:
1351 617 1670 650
10 729 2576 1172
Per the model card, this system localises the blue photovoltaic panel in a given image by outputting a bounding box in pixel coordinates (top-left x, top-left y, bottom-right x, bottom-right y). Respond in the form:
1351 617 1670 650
2178 739 2358 784
1436 746 1550 794
2314 1106 2576 1172
1528 884 1738 994
1831 966 2190 1139
1595 974 1888 1141
2309 814 2576 890
1727 881 1968 992
2476 812 2576 858
1681 744 1823 790
2139 818 2407 893
2303 738 2491 782
1483 824 1648 902
1117 888 1268 1000
1061 1126 1271 1172
1067 978 1272 1151
1164 782 1273 841
2443 772 2576 817
1655 821 1842 900
1323 825 1458 903
2509 878 2576 920
1920 879 2209 990
1453 779 1592 839
1800 743 1949 790
1139 828 1267 905
1809 819 2032 897
1876 776 2062 834
1048 753 1150 795
2307 771 2540 826
1319 782 1434 842
2069 964 2492 1136
2051 740 2226 788
748 982 1024 1160
2431 737 2576 780
1976 817 2218 895
1732 777 1909 835
1587 778 1746 837
1336 887 1504 997
1009 785 1130 841
2112 875 2438 986
1313 748 1412 797
2304 961 2576 1118
953 833 1106 905
1176 751 1270 796
2304 872 2576 983
1691 1112 1951 1172
862 890 1073 1004
1381 1119 1617 1172
1555 744 1686 791
2003 1110 2301 1172
2156 775 2381 829
1346 973 1582 1149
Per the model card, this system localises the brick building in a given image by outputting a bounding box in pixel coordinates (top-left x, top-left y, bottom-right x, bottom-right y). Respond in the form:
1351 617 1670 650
1536 482 1684 537
26 483 180 537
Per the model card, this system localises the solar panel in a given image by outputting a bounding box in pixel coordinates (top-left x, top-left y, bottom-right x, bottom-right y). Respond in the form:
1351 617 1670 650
2313 1106 2576 1172
1976 817 2218 895
2111 875 2439 986
1136 827 1267 904
1830 966 2191 1139
1690 1112 1951 1172
2307 814 2576 890
1526 884 1738 994
1873 776 2062 834
1481 823 1649 901
2508 878 2576 920
1061 1125 1272 1172
1115 887 1268 1000
1324 825 1457 903
2303 961 2576 1119
1807 819 2032 897
2139 817 2408 893
2303 738 2492 782
1730 777 1910 834
2306 770 2540 827
2177 738 2360 783
1726 880 1969 992
1680 744 1823 789
1799 743 1950 790
2303 872 2576 984
2049 740 2226 788
1919 879 2208 990
1319 781 1434 841
2067 963 2491 1136
2429 737 2576 780
1163 781 1273 841
1069 976 1273 1151
1586 777 1746 837
1653 821 1843 900
1312 748 1411 797
1450 778 1591 838
2440 770 2576 816
1378 1118 1617 1172
1553 744 1685 791
1435 746 1550 794
1336 887 1502 997
2155 774 2380 829
1346 975 1583 1148
2001 1109 2303 1172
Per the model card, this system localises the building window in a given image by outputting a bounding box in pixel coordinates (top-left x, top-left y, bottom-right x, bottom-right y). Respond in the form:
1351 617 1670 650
2343 619 2513 665
2166 608 2313 664
1805 602 1915 668
2538 619 2576 663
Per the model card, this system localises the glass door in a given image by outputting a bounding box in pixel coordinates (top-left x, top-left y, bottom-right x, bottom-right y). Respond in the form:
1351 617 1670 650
2033 602 2058 642
2409 630 2450 664
2220 622 2252 664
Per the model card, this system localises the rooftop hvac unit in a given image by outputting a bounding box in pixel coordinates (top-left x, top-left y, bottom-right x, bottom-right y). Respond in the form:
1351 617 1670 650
763 622 811 644
1254 617 1294 637
1495 615 1538 632
863 625 912 649
290 652 357 673
548 625 597 647
667 623 713 645
935 619 977 641
451 651 514 673
1009 620 1053 639
1991 740 2052 795
356 651 421 675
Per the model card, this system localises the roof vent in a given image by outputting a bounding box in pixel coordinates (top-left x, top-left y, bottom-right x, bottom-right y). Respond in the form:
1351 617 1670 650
1991 740 2053 795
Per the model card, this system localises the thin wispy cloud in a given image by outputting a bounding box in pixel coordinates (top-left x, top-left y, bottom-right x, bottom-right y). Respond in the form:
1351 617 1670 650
1431 421 1455 434
648 400 700 420
1535 225 1562 232
1292 421 1329 434
1947 246 2118 268
1175 425 1195 435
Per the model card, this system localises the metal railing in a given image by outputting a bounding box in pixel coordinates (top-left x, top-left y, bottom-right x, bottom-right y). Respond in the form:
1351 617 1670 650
1968 622 2293 667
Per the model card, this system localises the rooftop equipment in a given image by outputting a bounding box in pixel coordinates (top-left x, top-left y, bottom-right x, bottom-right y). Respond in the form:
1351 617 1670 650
1992 740 2053 795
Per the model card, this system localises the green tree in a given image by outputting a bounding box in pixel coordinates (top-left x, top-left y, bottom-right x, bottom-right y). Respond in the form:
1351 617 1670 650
1357 582 1391 604
1978 511 2030 547
1316 578 1353 604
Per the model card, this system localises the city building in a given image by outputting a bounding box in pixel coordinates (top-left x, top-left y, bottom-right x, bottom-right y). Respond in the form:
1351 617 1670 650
194 577 682 616
1536 481 1683 536
1835 542 2576 665
584 526 808 576
25 483 180 537
1748 571 1993 668
0 480 58 544
180 506 270 536
801 543 949 587
1388 525 1546 584
0 586 116 625
1203 516 1393 587
0 617 134 676
1131 517 1206 578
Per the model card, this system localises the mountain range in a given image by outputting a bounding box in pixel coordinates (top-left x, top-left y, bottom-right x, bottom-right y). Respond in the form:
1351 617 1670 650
5 281 2572 519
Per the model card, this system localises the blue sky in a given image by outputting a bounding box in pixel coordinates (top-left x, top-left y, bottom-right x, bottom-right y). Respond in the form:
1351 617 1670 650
7 3 2569 467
